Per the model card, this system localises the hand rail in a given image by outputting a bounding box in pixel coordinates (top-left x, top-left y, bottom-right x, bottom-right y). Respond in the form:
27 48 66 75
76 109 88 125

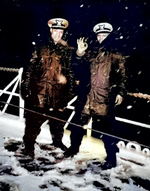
0 67 24 119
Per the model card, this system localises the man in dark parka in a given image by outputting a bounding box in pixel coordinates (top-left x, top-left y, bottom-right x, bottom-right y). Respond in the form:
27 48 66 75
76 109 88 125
21 18 76 158
65 22 127 168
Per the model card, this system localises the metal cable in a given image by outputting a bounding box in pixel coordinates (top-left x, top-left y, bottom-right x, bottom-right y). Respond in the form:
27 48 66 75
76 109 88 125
0 67 19 72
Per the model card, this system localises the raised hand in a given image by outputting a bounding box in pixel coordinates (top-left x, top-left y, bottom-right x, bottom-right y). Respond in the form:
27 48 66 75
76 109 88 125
77 37 88 54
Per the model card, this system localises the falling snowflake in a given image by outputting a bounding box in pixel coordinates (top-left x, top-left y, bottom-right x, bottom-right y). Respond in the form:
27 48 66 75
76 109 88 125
127 105 132 109
32 42 36 45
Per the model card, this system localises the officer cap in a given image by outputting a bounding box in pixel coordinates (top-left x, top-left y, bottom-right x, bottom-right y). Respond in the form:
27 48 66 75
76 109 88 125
48 18 69 29
93 22 113 34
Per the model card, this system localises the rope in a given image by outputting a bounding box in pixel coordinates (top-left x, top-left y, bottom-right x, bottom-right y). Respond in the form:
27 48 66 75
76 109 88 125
128 92 150 101
0 100 150 149
0 67 19 72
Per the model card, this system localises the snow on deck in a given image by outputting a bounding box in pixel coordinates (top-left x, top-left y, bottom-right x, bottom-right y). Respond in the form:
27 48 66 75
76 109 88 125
0 113 150 191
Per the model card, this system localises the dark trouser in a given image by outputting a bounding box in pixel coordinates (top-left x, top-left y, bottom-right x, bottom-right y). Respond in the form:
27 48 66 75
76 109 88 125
23 107 65 157
68 99 86 153
23 108 46 157
91 115 119 167
81 112 119 166
48 110 66 146
69 125 85 153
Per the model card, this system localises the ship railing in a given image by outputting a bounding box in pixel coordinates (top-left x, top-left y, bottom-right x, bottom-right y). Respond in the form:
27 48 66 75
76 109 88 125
0 67 24 119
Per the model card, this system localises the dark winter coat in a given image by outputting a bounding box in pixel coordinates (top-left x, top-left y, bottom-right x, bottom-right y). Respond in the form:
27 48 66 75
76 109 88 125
80 48 126 116
21 40 76 110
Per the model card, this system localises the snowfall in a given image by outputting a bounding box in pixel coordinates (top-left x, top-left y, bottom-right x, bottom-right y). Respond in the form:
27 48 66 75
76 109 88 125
0 112 150 191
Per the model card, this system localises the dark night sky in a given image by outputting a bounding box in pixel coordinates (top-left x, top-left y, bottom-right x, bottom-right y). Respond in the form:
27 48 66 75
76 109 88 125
0 0 149 65
0 0 150 128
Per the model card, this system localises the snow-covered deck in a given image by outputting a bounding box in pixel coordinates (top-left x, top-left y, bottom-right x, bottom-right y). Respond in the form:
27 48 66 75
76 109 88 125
0 112 150 191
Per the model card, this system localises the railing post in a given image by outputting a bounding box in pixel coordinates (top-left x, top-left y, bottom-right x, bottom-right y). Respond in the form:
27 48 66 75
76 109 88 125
18 68 24 119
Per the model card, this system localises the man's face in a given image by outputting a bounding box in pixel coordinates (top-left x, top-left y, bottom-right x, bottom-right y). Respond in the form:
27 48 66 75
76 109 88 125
97 33 109 44
50 28 64 44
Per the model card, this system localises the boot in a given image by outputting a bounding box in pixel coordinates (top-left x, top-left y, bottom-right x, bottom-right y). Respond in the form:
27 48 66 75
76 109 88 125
23 136 35 159
53 140 67 151
64 146 79 158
